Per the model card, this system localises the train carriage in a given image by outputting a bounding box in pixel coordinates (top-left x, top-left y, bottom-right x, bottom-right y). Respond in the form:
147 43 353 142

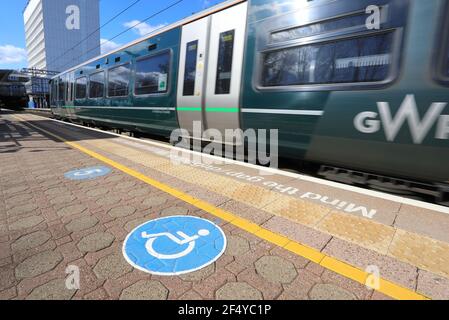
50 0 449 202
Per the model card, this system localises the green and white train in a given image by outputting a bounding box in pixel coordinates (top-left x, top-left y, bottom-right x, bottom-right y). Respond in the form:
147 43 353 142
50 0 449 203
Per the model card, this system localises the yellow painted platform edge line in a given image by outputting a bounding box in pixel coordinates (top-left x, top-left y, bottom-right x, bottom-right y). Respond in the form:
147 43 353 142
15 115 430 301
320 257 428 300
284 242 325 265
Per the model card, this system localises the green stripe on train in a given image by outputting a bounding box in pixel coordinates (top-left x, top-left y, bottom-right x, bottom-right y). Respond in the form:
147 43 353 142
178 107 239 113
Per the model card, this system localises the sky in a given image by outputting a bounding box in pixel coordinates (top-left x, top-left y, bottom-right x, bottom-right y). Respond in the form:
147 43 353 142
0 0 226 70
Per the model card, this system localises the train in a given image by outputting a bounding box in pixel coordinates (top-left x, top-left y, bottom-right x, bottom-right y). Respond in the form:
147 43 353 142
49 0 449 204
0 70 28 110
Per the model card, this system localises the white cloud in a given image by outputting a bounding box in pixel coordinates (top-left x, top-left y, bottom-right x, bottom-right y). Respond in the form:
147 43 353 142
123 20 167 37
0 45 27 65
100 39 122 54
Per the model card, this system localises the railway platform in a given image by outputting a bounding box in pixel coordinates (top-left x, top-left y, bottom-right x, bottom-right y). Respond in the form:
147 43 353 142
1 110 449 300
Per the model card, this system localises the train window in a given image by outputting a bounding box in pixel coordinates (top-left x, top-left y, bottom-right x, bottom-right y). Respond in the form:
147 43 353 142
89 71 105 98
445 50 449 78
435 4 449 84
215 30 235 95
262 32 393 87
50 82 54 103
108 63 131 97
135 51 170 95
443 17 449 78
51 81 58 104
271 9 384 44
65 75 71 102
183 40 199 96
58 77 65 102
75 77 87 100
70 74 75 101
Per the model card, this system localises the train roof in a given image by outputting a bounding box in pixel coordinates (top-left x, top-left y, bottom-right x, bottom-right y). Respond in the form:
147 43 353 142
52 0 246 80
0 70 30 84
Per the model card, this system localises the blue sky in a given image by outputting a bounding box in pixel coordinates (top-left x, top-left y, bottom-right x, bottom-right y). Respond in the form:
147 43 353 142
0 0 226 70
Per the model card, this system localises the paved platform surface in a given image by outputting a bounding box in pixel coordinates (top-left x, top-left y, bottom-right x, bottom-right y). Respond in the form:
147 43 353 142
1 110 449 300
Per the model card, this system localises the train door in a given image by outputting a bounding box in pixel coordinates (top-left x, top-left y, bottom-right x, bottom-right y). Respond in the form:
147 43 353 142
177 2 248 144
176 16 210 136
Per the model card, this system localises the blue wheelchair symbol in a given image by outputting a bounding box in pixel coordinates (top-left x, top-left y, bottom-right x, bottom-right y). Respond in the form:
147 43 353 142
123 216 227 276
64 166 111 181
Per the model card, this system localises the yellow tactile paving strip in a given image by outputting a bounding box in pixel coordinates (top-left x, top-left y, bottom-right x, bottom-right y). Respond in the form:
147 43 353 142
317 212 396 254
389 229 449 277
264 198 330 226
14 114 428 300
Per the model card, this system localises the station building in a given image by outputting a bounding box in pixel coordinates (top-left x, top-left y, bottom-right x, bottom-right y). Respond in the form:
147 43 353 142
23 0 100 73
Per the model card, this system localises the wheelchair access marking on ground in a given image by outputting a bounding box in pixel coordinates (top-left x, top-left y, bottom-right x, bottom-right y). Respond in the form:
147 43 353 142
123 216 227 276
64 166 111 180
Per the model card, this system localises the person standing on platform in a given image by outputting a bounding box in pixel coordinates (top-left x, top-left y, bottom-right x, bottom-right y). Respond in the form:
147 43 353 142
28 98 35 109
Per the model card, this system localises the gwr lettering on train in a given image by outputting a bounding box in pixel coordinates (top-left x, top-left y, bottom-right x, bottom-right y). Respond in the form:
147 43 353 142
354 95 449 144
